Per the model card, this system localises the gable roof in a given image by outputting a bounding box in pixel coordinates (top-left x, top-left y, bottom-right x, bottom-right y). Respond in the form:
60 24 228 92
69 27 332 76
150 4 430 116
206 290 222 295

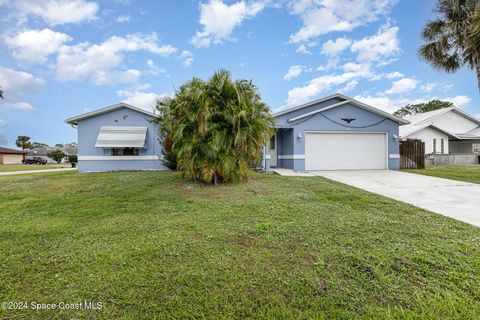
400 123 459 140
404 106 480 127
65 102 158 125
0 147 28 154
274 93 409 125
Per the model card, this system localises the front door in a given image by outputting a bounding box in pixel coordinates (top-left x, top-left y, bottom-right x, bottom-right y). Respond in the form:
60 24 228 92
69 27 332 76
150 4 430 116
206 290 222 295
269 133 277 167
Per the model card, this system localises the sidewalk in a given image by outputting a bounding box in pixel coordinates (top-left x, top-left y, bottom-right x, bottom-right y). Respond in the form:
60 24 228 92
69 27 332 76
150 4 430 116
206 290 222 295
0 168 77 176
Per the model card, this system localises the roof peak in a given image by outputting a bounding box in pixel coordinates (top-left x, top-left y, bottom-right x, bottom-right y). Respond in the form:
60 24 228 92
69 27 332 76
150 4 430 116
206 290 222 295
65 102 158 125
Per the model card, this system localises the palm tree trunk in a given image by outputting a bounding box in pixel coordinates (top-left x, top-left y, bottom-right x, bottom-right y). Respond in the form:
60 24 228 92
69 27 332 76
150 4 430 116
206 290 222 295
213 172 218 186
477 64 480 93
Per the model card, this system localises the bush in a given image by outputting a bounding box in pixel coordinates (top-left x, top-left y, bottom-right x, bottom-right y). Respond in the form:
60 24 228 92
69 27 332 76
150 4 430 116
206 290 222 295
68 155 78 163
157 70 274 184
47 150 65 164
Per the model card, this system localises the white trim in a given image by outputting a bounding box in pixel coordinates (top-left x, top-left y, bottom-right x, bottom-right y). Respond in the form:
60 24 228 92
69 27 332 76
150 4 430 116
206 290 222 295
278 154 306 160
304 131 389 170
79 155 160 161
65 102 158 125
264 154 271 160
274 93 409 125
389 154 400 159
288 100 351 123
273 93 349 117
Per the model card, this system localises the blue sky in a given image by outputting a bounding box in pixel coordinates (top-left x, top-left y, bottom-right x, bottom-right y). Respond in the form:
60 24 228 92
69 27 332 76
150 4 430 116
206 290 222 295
0 0 478 147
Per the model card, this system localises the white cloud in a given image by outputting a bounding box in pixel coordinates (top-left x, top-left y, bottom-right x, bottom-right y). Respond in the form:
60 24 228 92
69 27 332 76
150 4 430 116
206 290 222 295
350 25 400 63
445 95 471 108
1 0 98 25
342 80 358 92
191 0 264 47
4 28 72 64
385 71 403 79
321 37 351 56
296 44 312 54
116 90 171 111
146 59 166 75
56 33 177 84
354 94 471 114
0 67 44 94
90 69 141 86
3 102 37 112
286 72 358 106
0 67 42 112
116 15 131 23
288 0 397 43
385 78 417 94
180 50 193 67
285 24 401 106
283 65 304 80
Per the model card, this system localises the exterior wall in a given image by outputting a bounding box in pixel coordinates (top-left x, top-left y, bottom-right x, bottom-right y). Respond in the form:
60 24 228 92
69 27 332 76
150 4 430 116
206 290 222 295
431 111 478 133
1 154 25 164
450 139 480 153
76 107 167 172
273 101 401 171
403 127 449 154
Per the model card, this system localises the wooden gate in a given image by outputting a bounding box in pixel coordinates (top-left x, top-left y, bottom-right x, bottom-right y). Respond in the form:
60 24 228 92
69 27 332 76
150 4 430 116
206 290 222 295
400 139 425 169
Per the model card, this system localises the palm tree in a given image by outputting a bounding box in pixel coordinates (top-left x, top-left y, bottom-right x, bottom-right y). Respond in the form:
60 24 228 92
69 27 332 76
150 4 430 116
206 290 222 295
15 136 32 150
158 70 274 184
419 0 480 91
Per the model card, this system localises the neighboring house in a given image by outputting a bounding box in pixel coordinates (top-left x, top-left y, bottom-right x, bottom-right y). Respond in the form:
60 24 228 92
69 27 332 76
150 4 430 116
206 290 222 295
28 146 77 163
0 147 28 164
266 93 409 171
399 107 480 155
65 102 166 173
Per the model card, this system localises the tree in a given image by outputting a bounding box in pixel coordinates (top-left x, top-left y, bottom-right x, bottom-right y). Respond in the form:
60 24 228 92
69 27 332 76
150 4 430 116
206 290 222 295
15 136 32 150
55 143 64 148
0 88 3 99
31 142 49 148
419 0 480 91
47 149 65 163
158 70 274 185
393 100 454 117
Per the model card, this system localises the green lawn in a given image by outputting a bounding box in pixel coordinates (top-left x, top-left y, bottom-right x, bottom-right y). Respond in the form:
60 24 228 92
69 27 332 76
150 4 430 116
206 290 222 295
404 164 480 184
0 163 70 172
1 171 479 319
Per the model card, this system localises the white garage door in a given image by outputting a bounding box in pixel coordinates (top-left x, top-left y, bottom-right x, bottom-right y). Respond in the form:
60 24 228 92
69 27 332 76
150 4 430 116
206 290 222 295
305 132 387 171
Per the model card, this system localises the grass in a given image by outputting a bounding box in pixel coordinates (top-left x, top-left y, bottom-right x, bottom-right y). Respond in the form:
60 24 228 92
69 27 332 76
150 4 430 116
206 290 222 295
0 163 70 172
404 164 480 184
0 171 479 319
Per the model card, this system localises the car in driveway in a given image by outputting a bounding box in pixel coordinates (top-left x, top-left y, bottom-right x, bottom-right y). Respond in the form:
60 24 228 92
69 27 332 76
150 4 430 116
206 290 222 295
22 156 47 165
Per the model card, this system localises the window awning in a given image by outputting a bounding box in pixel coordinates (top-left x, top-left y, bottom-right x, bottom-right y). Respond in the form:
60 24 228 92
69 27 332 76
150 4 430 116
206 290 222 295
95 126 148 148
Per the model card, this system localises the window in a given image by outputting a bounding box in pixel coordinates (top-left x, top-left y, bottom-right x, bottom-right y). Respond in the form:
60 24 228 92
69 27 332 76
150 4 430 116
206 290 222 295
111 148 139 156
473 143 480 153
433 138 436 154
441 138 444 154
270 135 275 150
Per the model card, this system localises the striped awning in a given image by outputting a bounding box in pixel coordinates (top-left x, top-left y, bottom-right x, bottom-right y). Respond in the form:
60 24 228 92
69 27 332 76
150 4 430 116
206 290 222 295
95 126 147 148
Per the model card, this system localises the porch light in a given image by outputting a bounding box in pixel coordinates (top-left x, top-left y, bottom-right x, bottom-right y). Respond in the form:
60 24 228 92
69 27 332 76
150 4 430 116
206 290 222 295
297 133 302 140
393 134 399 142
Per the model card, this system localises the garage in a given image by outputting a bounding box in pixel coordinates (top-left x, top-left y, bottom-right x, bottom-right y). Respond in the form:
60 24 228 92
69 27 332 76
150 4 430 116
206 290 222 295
305 132 387 171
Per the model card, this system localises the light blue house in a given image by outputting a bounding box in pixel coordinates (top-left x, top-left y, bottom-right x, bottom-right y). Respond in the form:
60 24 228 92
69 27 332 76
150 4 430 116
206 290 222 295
66 103 167 173
265 93 409 171
66 94 408 173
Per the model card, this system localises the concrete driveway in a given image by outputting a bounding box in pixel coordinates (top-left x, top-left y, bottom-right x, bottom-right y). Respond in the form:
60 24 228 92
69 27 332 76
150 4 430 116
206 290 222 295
311 170 480 228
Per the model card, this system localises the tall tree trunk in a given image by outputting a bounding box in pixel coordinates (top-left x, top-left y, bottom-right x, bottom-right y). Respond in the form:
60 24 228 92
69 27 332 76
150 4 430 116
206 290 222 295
477 64 480 93
213 172 218 186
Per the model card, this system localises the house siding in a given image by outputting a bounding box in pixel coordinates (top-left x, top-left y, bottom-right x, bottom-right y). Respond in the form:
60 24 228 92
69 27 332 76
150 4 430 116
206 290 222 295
404 127 449 154
76 107 167 172
273 101 401 171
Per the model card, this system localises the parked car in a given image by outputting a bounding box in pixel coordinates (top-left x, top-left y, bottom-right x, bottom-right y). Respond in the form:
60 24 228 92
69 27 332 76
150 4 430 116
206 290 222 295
22 156 47 165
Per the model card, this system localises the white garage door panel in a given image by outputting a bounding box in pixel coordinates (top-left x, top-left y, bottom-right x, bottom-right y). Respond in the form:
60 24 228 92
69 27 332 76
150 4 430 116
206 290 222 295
305 133 386 170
